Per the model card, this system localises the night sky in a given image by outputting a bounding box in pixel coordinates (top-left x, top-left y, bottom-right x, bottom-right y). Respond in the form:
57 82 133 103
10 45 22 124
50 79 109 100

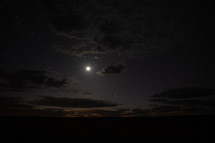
0 0 215 117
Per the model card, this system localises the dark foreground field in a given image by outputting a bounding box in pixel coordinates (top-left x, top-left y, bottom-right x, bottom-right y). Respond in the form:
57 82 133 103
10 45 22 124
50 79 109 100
0 116 215 142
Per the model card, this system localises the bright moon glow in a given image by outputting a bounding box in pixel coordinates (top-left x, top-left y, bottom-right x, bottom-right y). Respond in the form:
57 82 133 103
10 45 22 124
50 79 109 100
86 66 91 71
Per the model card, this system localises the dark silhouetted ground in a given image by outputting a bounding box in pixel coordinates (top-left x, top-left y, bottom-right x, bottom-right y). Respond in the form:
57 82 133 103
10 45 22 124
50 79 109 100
0 116 214 143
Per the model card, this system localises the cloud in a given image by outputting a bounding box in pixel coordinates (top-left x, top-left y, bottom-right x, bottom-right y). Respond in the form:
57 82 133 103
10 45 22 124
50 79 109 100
43 0 194 58
64 108 151 117
0 96 146 117
96 64 125 76
166 99 215 107
0 97 137 117
0 69 68 92
0 96 70 117
30 96 117 108
149 87 215 115
151 87 215 99
0 96 33 109
66 109 128 117
131 108 152 115
131 106 181 116
83 92 93 95
1 95 194 117
149 99 167 103
151 106 181 113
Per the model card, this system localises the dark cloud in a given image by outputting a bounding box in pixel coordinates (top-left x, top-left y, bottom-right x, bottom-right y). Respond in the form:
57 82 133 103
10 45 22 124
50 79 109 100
0 107 67 117
0 96 115 117
151 87 215 99
30 96 117 108
166 99 215 107
64 108 151 117
0 96 33 109
96 64 125 76
149 99 167 103
149 87 215 115
0 96 68 117
42 0 208 58
151 98 215 114
0 97 144 117
130 106 181 115
74 109 129 117
0 96 66 117
151 106 181 113
131 108 152 115
2 95 197 117
83 92 93 95
0 69 67 92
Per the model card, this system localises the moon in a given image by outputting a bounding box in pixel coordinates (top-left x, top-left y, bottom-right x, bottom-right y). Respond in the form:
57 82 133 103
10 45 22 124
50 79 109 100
86 66 91 71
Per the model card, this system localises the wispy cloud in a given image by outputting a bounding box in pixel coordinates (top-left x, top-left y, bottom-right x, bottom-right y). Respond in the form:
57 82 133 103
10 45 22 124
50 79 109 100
0 69 84 93
30 96 117 108
151 87 215 99
43 0 187 58
149 87 215 115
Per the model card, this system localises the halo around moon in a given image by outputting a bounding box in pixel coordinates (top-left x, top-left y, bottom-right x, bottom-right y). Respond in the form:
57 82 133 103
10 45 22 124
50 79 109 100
86 66 91 71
